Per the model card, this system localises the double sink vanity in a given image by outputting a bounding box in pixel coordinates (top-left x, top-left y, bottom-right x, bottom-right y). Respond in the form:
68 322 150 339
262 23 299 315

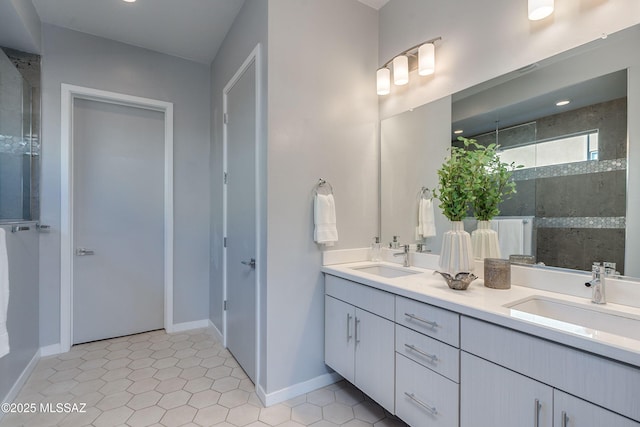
322 252 640 427
331 22 640 427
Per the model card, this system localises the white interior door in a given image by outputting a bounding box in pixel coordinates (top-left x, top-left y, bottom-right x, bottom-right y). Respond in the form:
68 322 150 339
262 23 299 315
72 99 165 344
225 60 257 382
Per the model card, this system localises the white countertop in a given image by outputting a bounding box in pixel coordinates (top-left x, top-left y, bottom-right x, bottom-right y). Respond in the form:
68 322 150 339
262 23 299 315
322 261 640 368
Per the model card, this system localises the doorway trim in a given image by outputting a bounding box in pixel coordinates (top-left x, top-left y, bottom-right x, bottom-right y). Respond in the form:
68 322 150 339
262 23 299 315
222 43 262 385
60 84 174 352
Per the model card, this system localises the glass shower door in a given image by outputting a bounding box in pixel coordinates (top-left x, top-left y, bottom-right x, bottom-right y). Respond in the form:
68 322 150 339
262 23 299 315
0 48 37 221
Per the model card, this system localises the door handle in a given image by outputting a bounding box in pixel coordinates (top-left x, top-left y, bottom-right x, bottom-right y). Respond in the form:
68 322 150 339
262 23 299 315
75 248 95 256
241 258 256 269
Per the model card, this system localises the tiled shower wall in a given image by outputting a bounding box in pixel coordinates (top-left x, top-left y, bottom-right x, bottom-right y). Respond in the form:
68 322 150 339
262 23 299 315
0 47 40 221
496 98 628 273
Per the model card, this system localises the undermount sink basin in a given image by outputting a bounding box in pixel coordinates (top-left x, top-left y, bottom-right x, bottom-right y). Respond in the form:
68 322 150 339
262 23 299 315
350 264 420 279
505 296 640 341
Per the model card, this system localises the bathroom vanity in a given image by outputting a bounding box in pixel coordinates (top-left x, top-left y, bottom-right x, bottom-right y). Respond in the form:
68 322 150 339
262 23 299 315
323 260 640 427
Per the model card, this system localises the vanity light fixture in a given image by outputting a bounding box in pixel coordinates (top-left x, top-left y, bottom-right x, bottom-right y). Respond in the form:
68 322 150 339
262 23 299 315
528 0 554 21
393 55 409 85
376 36 441 96
418 43 435 76
556 100 571 106
376 68 391 95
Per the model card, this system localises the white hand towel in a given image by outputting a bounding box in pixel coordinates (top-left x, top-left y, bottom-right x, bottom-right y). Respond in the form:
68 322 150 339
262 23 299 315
314 194 338 246
418 199 437 238
0 228 10 358
495 219 525 257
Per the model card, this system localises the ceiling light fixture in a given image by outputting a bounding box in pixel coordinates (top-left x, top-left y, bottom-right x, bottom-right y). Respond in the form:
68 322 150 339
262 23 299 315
376 36 441 96
122 0 136 3
556 100 570 106
528 0 554 21
454 129 464 135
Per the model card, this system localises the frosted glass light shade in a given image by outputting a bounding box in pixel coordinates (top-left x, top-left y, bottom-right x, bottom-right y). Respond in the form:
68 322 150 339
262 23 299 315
393 55 409 86
418 43 435 76
377 68 391 95
528 0 554 20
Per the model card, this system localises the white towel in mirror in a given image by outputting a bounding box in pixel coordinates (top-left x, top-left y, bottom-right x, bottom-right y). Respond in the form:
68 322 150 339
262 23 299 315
418 198 436 238
491 219 525 258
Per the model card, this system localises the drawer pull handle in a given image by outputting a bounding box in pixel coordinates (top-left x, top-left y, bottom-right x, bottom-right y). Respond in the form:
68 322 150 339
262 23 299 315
561 411 569 427
404 313 439 328
404 343 438 363
534 399 541 427
346 313 352 341
404 392 437 416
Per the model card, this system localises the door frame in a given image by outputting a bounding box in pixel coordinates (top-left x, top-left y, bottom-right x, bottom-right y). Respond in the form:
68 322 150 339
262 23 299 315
222 43 262 384
60 84 174 352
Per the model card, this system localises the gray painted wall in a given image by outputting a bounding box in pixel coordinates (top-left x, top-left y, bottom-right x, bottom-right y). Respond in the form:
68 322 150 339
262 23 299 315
0 224 39 403
39 24 211 346
210 0 379 397
265 0 378 394
208 0 268 383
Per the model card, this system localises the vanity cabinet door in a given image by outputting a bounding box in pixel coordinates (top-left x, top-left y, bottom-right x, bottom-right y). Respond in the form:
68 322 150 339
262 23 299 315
354 308 395 413
325 296 355 383
554 390 640 427
461 352 552 427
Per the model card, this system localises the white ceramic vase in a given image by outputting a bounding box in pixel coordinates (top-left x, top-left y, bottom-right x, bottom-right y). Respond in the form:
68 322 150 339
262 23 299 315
471 220 501 260
439 221 475 274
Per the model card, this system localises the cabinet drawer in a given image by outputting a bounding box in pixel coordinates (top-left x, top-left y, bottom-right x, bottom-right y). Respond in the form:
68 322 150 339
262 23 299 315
396 354 459 427
396 325 459 383
396 296 459 346
325 275 394 320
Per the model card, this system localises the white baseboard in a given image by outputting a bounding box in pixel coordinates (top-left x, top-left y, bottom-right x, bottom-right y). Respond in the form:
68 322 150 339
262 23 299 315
39 343 63 357
256 372 342 407
208 320 224 343
168 319 210 333
0 349 40 420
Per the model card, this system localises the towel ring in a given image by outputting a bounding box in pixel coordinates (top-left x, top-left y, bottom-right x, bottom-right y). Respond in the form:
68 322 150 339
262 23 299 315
418 186 433 200
314 178 334 196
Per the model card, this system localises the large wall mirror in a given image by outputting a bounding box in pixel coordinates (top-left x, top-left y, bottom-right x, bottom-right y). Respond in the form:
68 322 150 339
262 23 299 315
381 23 640 277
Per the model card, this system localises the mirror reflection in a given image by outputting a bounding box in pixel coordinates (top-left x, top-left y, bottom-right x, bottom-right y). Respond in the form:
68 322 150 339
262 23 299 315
452 70 627 273
380 24 638 276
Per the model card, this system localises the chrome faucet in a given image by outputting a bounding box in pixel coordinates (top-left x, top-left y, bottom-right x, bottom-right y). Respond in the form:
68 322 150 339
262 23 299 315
585 262 615 305
393 244 410 267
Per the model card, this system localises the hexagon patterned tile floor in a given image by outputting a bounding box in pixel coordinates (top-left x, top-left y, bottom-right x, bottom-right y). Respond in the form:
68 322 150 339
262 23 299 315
0 328 407 427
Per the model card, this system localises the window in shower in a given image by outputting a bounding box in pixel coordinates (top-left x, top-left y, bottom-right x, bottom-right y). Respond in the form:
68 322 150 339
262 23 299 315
0 47 40 221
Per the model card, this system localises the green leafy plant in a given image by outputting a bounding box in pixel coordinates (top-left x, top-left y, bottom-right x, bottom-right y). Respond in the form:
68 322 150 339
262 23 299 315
432 138 476 222
462 136 521 221
433 136 521 222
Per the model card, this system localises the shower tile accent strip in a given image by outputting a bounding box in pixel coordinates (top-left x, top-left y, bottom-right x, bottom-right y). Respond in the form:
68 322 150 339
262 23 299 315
536 216 626 229
512 158 627 181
